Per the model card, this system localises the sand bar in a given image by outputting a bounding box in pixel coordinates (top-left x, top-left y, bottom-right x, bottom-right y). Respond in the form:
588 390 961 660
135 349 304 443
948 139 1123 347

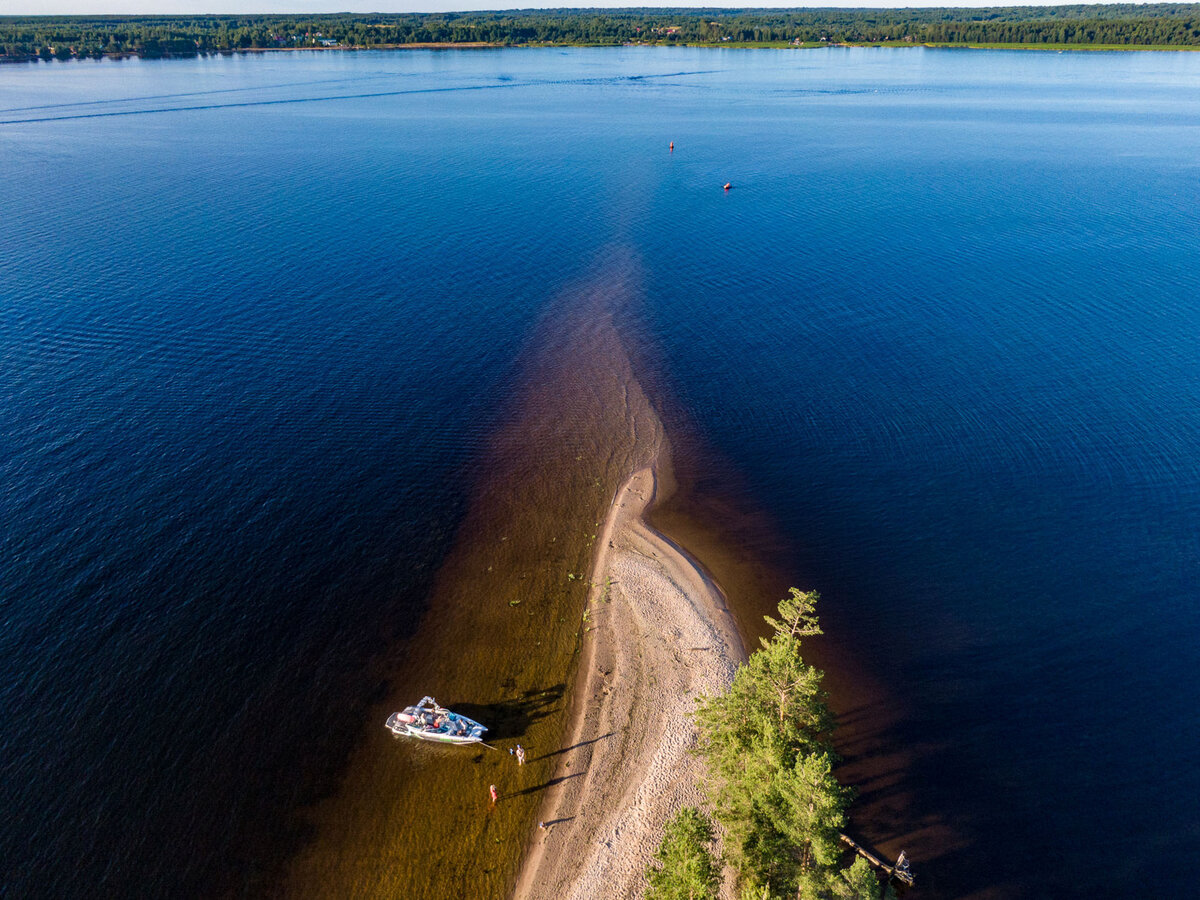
513 465 746 900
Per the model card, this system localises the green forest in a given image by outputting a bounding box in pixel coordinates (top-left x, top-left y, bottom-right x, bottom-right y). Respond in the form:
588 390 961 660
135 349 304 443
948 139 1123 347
4 5 1200 61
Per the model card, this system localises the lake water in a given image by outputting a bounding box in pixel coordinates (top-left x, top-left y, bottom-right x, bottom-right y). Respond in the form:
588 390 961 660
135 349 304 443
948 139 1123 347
2 46 1199 898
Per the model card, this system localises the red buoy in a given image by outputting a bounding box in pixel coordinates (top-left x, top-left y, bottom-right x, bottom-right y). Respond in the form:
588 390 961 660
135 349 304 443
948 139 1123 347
724 182 732 191
669 141 674 151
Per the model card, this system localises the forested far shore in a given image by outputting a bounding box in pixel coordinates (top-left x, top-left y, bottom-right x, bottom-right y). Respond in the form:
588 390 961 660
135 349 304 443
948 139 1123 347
4 4 1200 61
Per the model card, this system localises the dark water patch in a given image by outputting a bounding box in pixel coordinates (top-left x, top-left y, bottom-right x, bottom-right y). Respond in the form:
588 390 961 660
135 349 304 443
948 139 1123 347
640 372 952 884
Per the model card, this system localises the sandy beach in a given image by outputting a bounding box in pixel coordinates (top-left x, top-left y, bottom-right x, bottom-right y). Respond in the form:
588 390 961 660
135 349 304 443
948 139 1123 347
512 464 746 900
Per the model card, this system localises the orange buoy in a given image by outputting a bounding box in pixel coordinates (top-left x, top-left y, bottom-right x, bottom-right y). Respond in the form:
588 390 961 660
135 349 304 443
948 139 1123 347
723 182 732 191
669 141 674 151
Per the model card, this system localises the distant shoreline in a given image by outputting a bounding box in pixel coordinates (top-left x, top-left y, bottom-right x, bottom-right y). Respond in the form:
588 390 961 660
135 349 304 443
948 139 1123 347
9 5 1200 63
6 39 1200 65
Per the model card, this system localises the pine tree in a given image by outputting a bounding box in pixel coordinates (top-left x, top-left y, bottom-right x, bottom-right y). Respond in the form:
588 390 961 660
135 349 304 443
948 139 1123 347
644 807 721 900
693 590 880 900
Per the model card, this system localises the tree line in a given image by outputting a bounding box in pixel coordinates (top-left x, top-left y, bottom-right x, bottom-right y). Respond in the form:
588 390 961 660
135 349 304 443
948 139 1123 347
4 5 1200 61
645 589 891 900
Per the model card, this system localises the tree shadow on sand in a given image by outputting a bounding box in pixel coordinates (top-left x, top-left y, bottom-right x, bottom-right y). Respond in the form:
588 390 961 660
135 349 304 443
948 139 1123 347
446 684 566 741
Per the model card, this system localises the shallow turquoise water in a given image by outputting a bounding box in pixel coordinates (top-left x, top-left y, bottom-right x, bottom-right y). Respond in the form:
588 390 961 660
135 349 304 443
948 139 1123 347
2 47 1199 897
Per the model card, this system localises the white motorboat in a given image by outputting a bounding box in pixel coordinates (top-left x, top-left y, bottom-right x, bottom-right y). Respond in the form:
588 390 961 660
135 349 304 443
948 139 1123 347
385 696 487 745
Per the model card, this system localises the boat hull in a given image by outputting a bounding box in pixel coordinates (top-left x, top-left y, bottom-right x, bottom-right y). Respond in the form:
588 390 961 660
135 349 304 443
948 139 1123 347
396 725 483 745
385 700 487 745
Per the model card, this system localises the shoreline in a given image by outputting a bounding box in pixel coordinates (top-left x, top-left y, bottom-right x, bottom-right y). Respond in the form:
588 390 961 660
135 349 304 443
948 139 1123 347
512 464 745 900
8 40 1200 65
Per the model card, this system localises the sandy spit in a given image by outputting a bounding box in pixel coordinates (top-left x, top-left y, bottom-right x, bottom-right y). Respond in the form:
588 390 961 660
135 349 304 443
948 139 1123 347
512 465 747 900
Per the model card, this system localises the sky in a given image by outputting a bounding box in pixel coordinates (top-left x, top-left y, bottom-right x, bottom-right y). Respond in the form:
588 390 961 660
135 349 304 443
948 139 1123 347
2 0 1078 15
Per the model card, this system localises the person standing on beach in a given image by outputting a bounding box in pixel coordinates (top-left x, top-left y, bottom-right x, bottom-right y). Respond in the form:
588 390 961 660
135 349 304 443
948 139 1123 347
515 744 526 766
489 784 499 806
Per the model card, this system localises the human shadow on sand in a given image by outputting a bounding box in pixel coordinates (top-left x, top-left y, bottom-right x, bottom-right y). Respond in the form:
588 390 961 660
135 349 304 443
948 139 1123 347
508 772 584 798
446 684 566 741
529 731 616 763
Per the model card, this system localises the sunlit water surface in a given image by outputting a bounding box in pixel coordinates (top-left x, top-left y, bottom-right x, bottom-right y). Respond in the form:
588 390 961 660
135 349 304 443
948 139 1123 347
2 46 1199 898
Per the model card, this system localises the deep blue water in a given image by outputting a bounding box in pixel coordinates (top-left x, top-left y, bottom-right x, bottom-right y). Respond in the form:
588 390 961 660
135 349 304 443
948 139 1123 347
3 47 1199 898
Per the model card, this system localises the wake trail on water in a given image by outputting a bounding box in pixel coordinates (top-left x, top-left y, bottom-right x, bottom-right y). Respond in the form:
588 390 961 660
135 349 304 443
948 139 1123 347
0 72 419 114
0 70 722 125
